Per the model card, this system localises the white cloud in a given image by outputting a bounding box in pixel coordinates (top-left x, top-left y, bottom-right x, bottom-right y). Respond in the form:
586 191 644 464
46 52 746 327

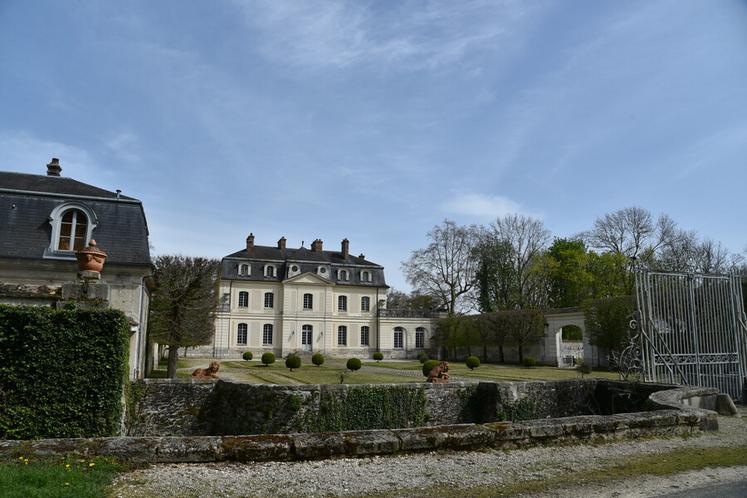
441 192 535 220
234 0 534 70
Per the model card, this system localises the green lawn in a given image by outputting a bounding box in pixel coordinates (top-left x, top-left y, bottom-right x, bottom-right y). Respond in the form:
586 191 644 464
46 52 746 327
221 360 419 384
0 456 122 498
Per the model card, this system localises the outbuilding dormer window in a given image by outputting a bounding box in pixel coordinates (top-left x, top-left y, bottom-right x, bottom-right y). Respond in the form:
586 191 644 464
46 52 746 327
47 203 97 255
238 264 250 276
361 270 371 282
338 269 349 281
264 265 276 278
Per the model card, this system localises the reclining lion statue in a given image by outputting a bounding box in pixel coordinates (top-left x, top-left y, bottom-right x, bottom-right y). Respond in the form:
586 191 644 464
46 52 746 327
427 361 449 383
191 361 220 379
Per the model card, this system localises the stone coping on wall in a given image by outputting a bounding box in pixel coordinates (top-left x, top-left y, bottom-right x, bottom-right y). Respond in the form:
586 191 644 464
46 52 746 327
0 407 716 464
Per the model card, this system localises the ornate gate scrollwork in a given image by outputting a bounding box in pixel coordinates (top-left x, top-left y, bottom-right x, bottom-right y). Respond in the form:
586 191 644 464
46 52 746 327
608 311 643 381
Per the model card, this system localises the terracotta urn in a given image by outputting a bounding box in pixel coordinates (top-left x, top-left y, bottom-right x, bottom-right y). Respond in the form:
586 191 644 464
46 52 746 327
75 239 108 273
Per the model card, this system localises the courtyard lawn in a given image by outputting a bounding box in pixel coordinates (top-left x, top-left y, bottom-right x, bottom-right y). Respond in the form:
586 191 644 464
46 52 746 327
365 360 620 382
0 456 122 498
220 359 420 385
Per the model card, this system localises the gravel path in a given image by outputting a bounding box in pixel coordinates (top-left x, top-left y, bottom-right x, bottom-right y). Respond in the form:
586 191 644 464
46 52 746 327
111 414 747 497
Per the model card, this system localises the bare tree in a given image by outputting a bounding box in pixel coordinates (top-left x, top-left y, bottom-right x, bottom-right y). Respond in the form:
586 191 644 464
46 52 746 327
585 207 676 262
402 220 480 315
487 214 550 308
148 255 220 378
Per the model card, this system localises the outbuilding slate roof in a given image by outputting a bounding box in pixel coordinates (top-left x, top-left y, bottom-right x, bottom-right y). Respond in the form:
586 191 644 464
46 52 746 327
0 170 151 266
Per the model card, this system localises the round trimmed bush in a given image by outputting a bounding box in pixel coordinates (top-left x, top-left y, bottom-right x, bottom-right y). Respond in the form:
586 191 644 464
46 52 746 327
261 352 275 366
465 356 480 370
346 357 362 372
372 352 384 362
417 352 429 364
422 359 440 377
242 351 253 361
285 354 301 371
311 353 325 367
522 356 537 368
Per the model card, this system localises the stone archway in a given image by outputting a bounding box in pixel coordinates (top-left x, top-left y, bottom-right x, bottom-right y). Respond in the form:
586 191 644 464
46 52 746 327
555 325 584 368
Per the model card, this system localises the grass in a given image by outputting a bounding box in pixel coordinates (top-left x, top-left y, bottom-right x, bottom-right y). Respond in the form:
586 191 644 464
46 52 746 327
374 445 747 497
0 456 124 498
221 360 419 385
365 360 619 381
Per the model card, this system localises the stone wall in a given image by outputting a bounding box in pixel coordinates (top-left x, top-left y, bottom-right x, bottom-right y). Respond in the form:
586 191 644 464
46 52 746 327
126 379 674 437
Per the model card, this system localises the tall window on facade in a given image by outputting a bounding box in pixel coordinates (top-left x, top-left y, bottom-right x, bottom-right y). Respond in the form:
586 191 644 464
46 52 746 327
360 326 370 346
361 296 370 312
263 324 273 345
338 326 347 346
58 209 88 251
237 323 248 345
264 292 274 308
415 327 425 349
238 291 249 308
338 295 347 311
238 264 249 276
394 327 404 349
265 265 275 277
303 293 313 310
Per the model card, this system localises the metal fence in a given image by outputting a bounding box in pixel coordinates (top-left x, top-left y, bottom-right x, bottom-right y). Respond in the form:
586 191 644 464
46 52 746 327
635 270 747 402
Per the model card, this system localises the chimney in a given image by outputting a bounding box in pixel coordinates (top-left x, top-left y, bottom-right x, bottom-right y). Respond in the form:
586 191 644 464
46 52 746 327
311 239 323 252
358 253 365 260
246 233 255 255
277 236 287 251
341 238 350 258
46 158 61 177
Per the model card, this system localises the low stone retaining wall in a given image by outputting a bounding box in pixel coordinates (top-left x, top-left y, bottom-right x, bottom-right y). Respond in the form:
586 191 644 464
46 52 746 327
0 407 714 464
127 378 671 436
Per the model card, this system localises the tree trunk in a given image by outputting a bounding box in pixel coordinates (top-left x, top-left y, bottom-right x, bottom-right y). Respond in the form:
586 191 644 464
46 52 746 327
167 346 179 379
498 345 504 364
518 343 524 363
483 344 488 362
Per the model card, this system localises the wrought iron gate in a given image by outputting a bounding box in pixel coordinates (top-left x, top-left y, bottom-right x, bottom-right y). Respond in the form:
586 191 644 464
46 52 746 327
634 270 747 402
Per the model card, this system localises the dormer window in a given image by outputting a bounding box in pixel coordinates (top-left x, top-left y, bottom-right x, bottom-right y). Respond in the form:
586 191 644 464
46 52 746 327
317 266 328 276
238 264 250 276
361 270 372 282
338 269 349 281
47 203 97 255
264 265 276 278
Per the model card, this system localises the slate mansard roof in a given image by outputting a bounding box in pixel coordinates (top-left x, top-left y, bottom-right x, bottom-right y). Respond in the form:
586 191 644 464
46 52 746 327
222 245 388 287
0 171 151 266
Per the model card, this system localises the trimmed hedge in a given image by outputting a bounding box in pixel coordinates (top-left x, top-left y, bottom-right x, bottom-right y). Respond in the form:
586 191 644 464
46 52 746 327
0 305 130 439
372 352 384 362
285 354 301 371
346 358 362 372
311 353 325 367
465 356 480 370
422 360 440 377
261 352 275 366
242 351 253 361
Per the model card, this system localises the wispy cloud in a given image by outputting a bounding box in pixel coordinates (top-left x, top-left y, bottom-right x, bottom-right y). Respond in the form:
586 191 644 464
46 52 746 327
441 192 536 220
234 0 534 70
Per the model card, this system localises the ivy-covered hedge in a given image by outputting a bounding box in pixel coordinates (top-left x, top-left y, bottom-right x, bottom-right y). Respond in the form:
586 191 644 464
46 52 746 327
0 305 130 439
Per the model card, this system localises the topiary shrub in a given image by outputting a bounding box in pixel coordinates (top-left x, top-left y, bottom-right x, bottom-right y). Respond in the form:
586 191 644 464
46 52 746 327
576 360 592 377
346 357 362 372
261 352 275 366
242 351 253 361
417 352 429 364
465 355 480 370
522 356 537 368
285 354 301 372
422 359 440 377
312 353 325 367
372 352 384 362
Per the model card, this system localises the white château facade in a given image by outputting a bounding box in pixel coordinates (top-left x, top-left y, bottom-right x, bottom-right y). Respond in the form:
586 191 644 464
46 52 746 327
204 234 442 359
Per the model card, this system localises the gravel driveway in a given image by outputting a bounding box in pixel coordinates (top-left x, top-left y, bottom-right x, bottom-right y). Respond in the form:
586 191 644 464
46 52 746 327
111 412 747 497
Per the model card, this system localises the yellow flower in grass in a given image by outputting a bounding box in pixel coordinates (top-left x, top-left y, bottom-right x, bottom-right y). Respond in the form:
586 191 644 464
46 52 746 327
64 482 70 487
89 462 95 467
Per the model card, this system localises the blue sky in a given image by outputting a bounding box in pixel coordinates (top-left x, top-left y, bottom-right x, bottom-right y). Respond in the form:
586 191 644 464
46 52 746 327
2 0 746 290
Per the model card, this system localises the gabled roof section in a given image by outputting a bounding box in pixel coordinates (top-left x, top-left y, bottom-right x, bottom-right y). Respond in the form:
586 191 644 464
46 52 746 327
283 271 334 286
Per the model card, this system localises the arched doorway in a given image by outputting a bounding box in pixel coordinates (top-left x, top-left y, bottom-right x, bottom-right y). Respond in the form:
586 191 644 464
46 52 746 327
555 324 584 368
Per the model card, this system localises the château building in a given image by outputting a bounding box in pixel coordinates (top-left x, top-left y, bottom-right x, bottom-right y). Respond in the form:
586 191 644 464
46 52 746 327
205 234 442 359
